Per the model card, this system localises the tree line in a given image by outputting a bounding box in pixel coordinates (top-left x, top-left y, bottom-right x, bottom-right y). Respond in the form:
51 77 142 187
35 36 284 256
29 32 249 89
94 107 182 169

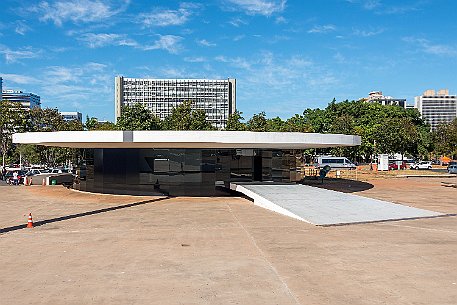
1 98 457 167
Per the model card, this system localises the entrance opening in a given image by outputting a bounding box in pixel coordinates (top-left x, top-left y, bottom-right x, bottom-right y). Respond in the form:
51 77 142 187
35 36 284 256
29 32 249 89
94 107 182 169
253 155 262 181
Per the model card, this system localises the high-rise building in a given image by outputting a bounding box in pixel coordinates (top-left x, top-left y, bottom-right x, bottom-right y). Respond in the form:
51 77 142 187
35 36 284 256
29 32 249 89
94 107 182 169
1 89 41 110
415 89 457 130
362 91 406 108
60 111 83 122
115 76 236 129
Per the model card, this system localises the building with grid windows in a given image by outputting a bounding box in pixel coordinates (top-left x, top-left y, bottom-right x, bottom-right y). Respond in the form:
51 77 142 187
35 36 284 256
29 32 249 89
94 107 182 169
1 89 41 110
414 89 457 130
115 76 236 129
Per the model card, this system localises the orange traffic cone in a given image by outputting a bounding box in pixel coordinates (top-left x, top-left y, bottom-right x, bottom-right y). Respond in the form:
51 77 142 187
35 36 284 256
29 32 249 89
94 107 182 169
27 213 33 228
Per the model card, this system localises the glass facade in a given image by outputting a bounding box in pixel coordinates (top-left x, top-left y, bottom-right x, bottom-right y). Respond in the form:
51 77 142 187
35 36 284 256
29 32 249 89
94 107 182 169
115 77 236 129
74 148 299 196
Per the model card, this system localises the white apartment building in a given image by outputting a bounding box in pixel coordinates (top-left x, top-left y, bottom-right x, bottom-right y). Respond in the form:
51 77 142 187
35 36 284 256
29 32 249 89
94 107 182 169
362 91 406 108
60 111 83 122
115 76 236 129
1 89 41 110
415 89 457 130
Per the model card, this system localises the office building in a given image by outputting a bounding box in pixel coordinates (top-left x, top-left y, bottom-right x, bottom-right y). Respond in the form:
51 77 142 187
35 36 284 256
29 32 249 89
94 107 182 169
115 76 236 129
60 111 83 122
415 89 457 130
362 91 406 108
1 89 41 110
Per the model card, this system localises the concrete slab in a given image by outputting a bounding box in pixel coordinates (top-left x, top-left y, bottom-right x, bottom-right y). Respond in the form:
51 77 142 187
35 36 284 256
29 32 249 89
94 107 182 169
231 183 444 225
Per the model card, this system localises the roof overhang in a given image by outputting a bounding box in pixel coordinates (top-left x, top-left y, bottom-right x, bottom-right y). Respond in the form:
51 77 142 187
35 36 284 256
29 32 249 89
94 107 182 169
13 131 361 149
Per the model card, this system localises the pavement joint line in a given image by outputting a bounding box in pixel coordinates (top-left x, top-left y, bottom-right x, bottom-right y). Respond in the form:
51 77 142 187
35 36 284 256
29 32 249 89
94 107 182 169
225 202 302 305
378 223 457 234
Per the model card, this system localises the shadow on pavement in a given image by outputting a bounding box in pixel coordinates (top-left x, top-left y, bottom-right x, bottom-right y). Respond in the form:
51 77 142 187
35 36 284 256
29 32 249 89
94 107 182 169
302 178 374 193
0 197 169 234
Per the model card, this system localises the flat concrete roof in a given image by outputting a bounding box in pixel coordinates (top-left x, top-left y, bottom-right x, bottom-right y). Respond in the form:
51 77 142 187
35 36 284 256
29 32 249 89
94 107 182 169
13 131 361 149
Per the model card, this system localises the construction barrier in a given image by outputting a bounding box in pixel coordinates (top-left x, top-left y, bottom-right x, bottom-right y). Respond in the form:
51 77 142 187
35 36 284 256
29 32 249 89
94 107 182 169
27 213 33 228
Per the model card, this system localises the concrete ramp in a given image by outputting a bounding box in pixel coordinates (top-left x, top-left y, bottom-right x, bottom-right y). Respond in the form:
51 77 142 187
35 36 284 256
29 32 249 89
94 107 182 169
231 183 444 226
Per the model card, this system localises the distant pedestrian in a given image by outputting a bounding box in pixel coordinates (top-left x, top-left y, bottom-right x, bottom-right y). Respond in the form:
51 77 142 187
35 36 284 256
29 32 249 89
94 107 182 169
12 171 19 186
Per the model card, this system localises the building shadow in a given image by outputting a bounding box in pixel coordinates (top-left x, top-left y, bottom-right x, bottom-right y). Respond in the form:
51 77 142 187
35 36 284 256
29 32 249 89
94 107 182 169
0 197 169 234
301 178 374 193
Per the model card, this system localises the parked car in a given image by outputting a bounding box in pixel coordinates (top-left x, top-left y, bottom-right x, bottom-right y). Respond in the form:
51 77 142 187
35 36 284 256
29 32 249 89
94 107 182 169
4 170 28 185
448 165 457 174
50 168 70 174
28 169 51 175
447 161 457 171
315 156 356 169
410 161 432 170
389 161 407 170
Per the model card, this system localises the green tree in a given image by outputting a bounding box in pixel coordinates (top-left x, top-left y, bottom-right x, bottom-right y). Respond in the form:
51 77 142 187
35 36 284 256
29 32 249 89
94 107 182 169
226 111 246 131
1 100 28 167
116 104 162 130
266 117 285 131
85 116 116 130
246 112 268 132
163 101 214 130
433 118 457 159
29 107 65 132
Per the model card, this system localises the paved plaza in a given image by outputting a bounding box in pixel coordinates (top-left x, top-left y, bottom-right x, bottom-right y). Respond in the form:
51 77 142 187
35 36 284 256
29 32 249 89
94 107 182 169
0 177 456 305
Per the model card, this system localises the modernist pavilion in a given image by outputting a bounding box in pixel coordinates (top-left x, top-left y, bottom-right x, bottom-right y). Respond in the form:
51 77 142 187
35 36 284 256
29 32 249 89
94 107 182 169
13 131 361 196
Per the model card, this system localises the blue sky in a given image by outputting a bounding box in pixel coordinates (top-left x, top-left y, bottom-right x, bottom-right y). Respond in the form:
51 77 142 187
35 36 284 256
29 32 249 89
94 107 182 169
1 0 457 121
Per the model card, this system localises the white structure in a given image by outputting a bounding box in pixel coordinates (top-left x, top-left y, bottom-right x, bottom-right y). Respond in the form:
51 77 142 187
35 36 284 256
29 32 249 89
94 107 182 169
60 111 82 122
13 131 361 149
115 76 236 129
415 89 457 130
362 91 406 108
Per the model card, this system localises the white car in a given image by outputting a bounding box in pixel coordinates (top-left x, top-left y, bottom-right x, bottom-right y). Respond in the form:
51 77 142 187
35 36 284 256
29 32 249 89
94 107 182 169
410 161 432 170
28 169 51 175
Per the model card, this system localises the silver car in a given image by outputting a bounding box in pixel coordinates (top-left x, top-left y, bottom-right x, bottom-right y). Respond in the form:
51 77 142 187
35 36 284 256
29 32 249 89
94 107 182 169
410 161 432 170
448 165 457 174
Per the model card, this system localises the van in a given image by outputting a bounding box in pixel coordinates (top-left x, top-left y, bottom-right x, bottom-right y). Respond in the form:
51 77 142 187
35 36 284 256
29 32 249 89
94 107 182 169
315 156 356 169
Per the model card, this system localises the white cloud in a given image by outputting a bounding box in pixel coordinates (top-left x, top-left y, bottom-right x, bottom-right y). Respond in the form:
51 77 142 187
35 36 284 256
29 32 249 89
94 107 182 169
15 20 32 35
0 73 40 85
308 24 336 34
346 0 380 10
143 35 183 54
77 33 182 54
352 28 384 37
196 39 216 47
229 17 248 27
233 34 246 41
403 37 457 57
78 33 137 48
31 0 129 26
139 3 199 27
0 46 42 63
2 62 112 114
213 52 341 116
184 56 206 62
275 16 287 24
225 0 286 16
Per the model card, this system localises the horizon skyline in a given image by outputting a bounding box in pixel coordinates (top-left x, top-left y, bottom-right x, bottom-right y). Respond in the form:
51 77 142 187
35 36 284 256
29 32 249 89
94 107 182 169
1 0 457 121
